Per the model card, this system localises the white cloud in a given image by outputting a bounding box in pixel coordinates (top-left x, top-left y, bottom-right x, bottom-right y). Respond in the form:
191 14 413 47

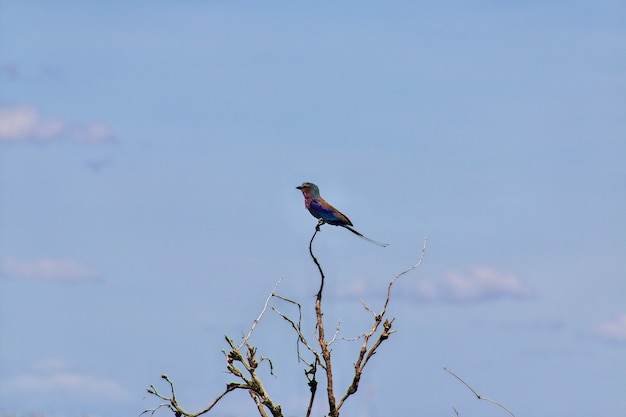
2 358 132 403
329 266 531 304
593 313 626 344
412 266 532 303
414 280 438 299
0 104 114 143
0 105 64 142
0 257 101 282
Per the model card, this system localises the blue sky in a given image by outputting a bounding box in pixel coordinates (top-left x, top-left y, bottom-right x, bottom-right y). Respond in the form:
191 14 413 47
0 1 624 416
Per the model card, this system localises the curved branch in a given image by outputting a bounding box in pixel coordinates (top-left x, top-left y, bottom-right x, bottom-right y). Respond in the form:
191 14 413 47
239 278 282 351
309 221 325 301
142 374 241 417
308 223 338 416
381 236 428 315
443 366 516 417
337 237 428 411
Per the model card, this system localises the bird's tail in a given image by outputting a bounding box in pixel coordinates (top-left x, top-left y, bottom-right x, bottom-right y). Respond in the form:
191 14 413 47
343 225 388 247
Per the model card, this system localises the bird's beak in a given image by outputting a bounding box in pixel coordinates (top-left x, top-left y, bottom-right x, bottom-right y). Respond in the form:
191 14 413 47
296 185 303 190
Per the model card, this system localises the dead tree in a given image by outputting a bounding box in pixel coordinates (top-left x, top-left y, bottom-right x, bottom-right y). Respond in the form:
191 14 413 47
143 229 427 417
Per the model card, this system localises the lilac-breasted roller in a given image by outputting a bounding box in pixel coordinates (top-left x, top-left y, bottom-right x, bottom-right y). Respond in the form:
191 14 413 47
296 182 388 247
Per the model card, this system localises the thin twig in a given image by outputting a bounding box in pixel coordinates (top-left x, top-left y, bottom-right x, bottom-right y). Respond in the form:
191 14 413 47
310 221 325 300
327 320 342 345
239 278 283 351
272 282 320 417
381 237 428 314
271 295 310 363
337 237 428 411
141 374 242 417
273 293 303 331
359 298 377 318
443 366 516 417
272 305 320 365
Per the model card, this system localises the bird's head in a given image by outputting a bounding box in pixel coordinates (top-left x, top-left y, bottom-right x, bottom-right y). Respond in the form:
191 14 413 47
296 182 321 198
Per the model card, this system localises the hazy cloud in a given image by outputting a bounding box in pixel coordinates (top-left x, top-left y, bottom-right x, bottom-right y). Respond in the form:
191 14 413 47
0 104 114 143
71 122 115 144
2 358 132 403
330 266 531 304
0 257 102 282
593 313 626 344
0 105 64 142
412 266 532 303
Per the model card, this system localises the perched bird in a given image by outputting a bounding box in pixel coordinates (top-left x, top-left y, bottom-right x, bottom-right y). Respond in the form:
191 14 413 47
296 182 388 247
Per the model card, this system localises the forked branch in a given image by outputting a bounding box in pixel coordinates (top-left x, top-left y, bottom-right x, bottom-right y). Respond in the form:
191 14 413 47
309 224 338 416
309 226 428 416
143 338 282 417
141 374 242 417
144 227 427 417
337 237 428 410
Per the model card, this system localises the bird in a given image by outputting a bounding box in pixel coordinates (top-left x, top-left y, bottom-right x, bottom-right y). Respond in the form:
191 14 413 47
296 182 388 247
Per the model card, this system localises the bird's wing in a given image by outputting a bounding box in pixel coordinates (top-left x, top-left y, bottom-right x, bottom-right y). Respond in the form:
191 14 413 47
309 198 353 226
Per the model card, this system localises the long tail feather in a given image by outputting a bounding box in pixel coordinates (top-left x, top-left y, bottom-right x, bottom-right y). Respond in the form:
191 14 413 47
343 225 388 247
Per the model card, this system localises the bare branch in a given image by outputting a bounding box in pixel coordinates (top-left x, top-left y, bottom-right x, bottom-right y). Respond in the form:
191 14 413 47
271 304 320 364
304 361 318 417
225 337 283 417
381 236 428 315
315 296 337 416
310 220 325 300
193 384 244 417
309 225 338 416
443 366 516 417
273 294 304 338
142 373 242 417
249 390 270 417
271 291 321 417
359 298 377 318
337 238 428 411
239 278 283 351
145 228 427 417
327 320 342 346
140 402 174 417
260 356 276 376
